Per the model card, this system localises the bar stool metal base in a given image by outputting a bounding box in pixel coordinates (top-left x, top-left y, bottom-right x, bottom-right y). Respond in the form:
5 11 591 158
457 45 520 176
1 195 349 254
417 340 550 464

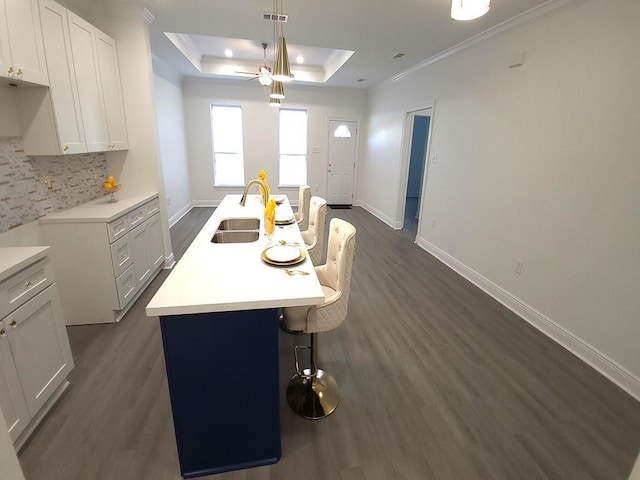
286 369 340 419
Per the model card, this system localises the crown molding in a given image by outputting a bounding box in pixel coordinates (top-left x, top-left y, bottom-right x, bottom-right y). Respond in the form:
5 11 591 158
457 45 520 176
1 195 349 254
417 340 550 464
383 0 587 88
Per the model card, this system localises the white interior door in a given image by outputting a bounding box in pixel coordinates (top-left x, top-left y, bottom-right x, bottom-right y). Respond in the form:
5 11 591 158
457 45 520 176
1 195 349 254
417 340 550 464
327 120 357 205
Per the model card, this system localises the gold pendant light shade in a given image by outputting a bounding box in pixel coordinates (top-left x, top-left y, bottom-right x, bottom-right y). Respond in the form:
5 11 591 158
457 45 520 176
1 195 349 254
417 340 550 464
272 36 292 82
270 80 285 99
269 97 281 107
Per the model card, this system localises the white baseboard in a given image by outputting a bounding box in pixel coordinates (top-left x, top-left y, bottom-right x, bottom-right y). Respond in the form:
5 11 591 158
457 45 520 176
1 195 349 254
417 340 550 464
163 252 175 269
191 200 219 208
168 202 194 227
359 201 398 229
416 236 640 403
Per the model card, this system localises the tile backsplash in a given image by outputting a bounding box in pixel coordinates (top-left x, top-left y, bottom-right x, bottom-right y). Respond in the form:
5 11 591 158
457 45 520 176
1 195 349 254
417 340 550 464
0 137 107 234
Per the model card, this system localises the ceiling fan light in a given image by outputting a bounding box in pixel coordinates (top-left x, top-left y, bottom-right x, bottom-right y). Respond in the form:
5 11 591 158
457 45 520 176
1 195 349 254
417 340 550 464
451 0 490 21
272 36 292 82
269 97 281 107
270 80 285 99
259 74 273 86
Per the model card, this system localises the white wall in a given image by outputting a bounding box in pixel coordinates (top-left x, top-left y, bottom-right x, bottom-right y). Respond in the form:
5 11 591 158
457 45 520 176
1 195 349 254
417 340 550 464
183 79 367 205
152 59 191 225
362 0 640 397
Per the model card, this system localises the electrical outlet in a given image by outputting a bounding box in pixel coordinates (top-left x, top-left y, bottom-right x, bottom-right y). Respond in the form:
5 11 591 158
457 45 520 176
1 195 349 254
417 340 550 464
431 219 437 228
515 259 524 275
433 154 439 164
167 197 171 206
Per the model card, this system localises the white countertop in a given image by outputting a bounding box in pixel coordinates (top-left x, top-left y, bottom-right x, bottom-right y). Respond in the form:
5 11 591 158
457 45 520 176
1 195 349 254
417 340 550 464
145 194 325 316
0 246 50 283
38 193 158 224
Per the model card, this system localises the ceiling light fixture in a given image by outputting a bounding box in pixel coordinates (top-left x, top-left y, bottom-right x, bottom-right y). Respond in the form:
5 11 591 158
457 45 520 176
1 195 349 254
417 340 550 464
224 48 233 57
272 0 292 82
258 43 272 86
269 97 281 107
451 0 490 21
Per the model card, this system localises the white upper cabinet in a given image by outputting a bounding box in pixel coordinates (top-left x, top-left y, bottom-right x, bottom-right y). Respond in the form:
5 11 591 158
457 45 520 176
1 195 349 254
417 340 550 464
0 0 48 85
66 11 109 152
95 30 128 151
28 0 86 154
19 0 128 156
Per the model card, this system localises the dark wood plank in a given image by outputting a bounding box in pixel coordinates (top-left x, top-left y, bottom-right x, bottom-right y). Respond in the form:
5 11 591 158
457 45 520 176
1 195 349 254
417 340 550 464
18 206 640 480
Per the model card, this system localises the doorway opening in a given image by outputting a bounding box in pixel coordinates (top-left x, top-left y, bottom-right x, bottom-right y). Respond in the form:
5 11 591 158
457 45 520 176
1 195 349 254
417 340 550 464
399 107 433 241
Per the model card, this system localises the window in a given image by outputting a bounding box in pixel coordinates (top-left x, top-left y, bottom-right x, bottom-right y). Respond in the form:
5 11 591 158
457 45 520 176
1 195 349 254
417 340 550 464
279 108 307 186
211 105 244 186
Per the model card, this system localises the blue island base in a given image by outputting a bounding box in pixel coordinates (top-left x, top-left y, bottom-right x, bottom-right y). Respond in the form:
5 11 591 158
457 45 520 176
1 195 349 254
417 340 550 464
159 308 281 478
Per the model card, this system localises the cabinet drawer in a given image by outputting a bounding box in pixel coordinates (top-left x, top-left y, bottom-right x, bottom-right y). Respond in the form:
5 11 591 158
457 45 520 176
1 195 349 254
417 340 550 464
0 259 53 316
128 206 146 230
144 198 160 219
107 215 130 243
110 233 133 277
115 264 136 309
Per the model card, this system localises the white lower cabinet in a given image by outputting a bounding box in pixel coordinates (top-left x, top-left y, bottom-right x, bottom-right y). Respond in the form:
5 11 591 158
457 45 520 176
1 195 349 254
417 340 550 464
0 329 30 442
40 196 164 325
0 251 73 447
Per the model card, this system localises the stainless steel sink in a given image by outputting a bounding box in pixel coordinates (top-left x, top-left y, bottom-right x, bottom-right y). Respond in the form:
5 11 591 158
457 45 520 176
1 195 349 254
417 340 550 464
211 230 259 244
217 218 260 231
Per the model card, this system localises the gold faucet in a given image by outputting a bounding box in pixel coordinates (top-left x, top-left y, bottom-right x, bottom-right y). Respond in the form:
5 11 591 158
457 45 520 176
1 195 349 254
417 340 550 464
239 178 269 206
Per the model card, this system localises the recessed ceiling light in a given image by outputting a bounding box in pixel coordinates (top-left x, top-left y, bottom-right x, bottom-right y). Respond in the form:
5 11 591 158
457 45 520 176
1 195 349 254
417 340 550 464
224 49 233 58
296 56 304 64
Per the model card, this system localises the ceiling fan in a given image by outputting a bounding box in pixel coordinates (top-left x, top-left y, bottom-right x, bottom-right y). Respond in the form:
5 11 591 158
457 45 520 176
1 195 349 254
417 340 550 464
235 42 273 86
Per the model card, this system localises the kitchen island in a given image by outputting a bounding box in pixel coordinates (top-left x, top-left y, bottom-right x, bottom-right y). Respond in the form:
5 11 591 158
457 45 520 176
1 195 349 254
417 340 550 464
146 194 324 478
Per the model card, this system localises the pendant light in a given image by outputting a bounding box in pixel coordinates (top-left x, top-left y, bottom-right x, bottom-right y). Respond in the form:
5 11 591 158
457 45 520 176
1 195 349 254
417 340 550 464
270 80 285 99
269 97 281 107
272 0 292 82
451 0 490 21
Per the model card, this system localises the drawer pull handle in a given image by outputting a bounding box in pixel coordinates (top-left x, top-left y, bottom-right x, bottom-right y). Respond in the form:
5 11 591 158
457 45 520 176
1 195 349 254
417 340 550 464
26 280 32 288
9 320 17 328
0 328 5 337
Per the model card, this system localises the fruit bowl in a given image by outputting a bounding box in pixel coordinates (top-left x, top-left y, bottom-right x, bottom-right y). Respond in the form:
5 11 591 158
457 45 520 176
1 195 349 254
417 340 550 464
101 184 121 203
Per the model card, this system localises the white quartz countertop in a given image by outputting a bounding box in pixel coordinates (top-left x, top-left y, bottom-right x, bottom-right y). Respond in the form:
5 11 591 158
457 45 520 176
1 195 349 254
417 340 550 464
38 193 158 223
0 246 50 283
145 194 325 316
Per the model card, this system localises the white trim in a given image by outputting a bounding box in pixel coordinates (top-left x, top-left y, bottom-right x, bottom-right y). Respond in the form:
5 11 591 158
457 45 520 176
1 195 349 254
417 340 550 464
383 0 587 87
359 201 399 230
415 236 640 403
168 202 194 227
163 253 175 270
191 200 220 208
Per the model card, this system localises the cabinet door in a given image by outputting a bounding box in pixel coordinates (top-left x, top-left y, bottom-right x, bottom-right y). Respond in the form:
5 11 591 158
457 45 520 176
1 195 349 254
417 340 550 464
5 284 73 417
67 10 108 153
0 0 48 84
0 321 30 443
95 29 128 151
147 213 164 271
131 223 151 287
39 0 85 154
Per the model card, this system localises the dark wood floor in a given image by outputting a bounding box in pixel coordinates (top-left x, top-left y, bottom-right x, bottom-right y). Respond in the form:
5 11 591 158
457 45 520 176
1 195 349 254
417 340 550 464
18 206 640 480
